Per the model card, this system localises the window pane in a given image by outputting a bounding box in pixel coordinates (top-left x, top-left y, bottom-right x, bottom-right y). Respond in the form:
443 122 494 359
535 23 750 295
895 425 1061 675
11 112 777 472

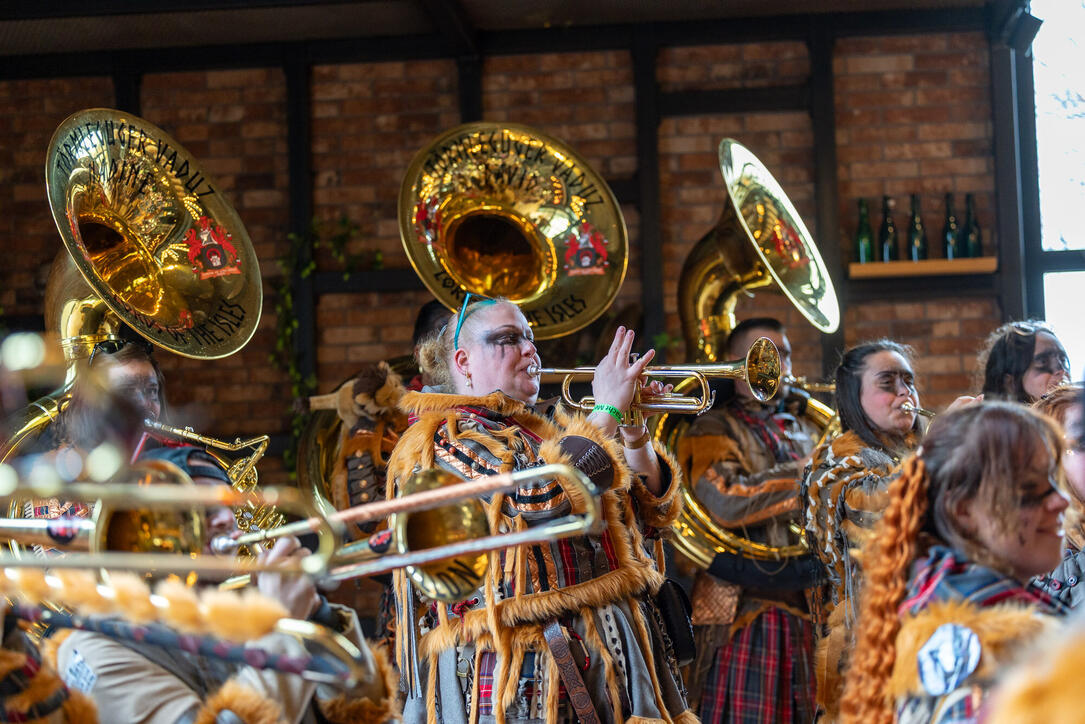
1044 271 1085 378
1033 1 1085 251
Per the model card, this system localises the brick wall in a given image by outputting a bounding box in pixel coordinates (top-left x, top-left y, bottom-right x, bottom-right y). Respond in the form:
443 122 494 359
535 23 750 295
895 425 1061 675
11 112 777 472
844 296 1001 410
141 68 292 484
0 78 115 318
659 41 810 92
835 32 995 262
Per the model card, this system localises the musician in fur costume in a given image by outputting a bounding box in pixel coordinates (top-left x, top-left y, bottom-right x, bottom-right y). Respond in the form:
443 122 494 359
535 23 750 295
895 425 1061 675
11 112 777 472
799 340 923 719
841 402 1068 724
386 296 695 724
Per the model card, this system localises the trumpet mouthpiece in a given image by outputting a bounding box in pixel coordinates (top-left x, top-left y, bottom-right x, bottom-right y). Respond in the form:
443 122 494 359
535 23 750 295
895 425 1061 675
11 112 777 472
210 536 239 555
526 364 541 377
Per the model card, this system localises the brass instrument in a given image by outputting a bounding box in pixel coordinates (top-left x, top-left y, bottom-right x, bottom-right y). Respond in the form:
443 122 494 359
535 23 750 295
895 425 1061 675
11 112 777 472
658 139 843 565
783 375 836 395
1 108 266 557
218 463 600 602
901 401 936 418
398 122 627 339
530 336 782 424
144 419 284 533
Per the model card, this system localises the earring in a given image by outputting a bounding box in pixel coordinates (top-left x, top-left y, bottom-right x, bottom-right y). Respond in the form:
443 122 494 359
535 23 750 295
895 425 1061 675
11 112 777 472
466 372 473 388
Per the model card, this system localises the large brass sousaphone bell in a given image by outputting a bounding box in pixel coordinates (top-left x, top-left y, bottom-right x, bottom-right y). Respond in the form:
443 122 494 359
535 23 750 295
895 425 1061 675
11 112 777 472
399 122 627 338
656 139 841 566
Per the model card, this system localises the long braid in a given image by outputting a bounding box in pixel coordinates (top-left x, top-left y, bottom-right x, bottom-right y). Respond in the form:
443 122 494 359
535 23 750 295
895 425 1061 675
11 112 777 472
840 456 930 724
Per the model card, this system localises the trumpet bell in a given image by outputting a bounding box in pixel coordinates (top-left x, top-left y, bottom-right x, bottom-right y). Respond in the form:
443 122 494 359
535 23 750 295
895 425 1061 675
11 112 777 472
399 122 627 339
394 469 489 602
46 109 262 359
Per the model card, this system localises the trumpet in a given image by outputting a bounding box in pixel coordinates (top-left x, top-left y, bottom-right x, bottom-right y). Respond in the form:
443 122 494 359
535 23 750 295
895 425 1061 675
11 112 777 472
901 401 936 418
528 336 782 423
783 375 835 394
215 463 601 602
143 419 283 533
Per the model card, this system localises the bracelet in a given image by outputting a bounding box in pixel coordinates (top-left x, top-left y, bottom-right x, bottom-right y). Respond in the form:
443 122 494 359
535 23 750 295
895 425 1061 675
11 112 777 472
591 403 624 424
620 426 651 450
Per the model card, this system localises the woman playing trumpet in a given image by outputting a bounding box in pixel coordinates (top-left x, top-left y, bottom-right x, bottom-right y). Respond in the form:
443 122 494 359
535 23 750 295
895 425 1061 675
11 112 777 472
385 295 693 724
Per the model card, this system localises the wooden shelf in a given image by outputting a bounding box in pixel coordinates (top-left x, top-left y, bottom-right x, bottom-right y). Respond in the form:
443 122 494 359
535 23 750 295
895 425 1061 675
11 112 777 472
848 257 997 279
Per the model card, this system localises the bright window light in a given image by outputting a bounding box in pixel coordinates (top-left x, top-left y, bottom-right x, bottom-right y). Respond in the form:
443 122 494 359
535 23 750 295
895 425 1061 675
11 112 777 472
1043 271 1085 379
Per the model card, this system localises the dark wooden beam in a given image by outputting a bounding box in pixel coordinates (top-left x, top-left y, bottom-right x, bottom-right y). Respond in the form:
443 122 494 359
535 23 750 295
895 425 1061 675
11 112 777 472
0 0 360 19
457 55 483 122
312 269 426 295
989 42 1027 322
808 18 846 379
659 84 810 117
112 70 141 115
285 49 317 382
417 0 478 57
632 34 664 348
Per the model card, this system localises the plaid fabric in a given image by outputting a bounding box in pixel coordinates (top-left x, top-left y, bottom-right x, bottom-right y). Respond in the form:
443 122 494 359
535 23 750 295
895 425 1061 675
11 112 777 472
901 545 1065 616
698 607 815 724
476 651 551 718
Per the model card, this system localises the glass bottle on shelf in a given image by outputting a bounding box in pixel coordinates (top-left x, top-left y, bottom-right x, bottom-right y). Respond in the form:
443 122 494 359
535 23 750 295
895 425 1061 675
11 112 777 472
878 195 899 261
942 193 961 260
958 193 983 257
907 193 928 261
855 198 875 263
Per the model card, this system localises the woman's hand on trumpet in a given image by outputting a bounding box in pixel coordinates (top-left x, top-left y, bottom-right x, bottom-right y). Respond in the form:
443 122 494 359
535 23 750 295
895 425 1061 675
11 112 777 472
590 327 655 424
255 536 322 620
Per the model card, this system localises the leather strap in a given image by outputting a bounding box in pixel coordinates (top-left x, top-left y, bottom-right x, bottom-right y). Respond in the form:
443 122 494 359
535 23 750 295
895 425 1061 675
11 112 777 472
542 619 599 724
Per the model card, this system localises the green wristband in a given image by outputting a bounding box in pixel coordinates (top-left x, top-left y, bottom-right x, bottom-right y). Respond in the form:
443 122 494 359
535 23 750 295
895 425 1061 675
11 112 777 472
592 403 624 423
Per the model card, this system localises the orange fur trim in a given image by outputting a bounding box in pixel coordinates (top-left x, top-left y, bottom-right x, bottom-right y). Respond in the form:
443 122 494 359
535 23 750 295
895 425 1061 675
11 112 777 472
814 604 848 719
888 600 1053 698
193 680 283 724
60 689 99 724
678 433 749 491
320 642 401 724
40 630 73 672
399 389 528 417
987 621 1085 724
672 711 701 724
629 441 684 530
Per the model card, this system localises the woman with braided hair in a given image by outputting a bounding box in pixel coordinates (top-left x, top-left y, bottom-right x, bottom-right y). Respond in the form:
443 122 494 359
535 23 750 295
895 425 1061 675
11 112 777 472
841 402 1069 724
799 340 924 717
385 296 693 724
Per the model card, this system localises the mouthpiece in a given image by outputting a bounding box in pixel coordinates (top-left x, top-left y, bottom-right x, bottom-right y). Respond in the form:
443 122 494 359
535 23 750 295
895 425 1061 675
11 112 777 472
901 402 936 418
210 535 240 555
526 364 541 377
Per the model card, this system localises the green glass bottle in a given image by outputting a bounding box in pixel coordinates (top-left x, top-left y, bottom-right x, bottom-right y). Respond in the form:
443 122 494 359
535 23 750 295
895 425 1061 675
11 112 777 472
907 193 928 261
878 195 899 261
942 193 961 260
959 193 983 257
855 198 875 263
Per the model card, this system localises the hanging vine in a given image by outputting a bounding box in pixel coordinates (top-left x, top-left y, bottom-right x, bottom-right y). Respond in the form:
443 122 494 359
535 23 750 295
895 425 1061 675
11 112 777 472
270 215 382 475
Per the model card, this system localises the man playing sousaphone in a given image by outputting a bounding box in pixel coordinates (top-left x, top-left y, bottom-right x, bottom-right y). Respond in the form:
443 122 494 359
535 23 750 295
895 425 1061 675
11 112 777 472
678 317 819 722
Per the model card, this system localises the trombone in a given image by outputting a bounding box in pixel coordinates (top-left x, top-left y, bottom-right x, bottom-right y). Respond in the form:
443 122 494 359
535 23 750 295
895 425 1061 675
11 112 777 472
529 336 782 424
214 463 601 602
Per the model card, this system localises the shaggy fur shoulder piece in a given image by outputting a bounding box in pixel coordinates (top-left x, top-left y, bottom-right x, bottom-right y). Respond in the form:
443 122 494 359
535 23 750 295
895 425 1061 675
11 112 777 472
193 680 284 724
986 619 1085 724
824 430 869 461
629 441 684 530
398 389 528 417
320 643 401 724
889 599 1055 698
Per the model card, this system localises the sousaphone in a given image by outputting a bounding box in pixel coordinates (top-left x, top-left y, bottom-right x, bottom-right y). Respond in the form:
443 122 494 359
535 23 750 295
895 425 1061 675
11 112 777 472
399 122 627 338
2 108 262 555
653 138 840 565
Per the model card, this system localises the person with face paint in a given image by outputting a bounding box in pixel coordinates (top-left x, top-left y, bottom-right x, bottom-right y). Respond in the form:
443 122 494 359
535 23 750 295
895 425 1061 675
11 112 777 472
676 317 820 722
841 402 1069 724
385 296 692 724
978 320 1071 403
799 340 925 718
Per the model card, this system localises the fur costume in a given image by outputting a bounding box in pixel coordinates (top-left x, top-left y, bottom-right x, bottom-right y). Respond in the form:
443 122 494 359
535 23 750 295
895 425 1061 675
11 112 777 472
0 624 97 724
799 430 900 719
387 388 692 724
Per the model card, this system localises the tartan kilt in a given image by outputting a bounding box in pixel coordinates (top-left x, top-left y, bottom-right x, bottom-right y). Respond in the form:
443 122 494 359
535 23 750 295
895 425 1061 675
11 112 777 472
697 607 816 724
